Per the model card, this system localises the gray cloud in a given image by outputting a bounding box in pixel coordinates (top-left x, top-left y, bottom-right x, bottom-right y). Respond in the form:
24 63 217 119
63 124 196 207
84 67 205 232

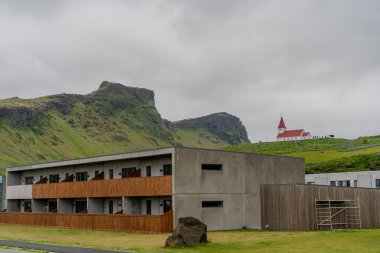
0 0 379 142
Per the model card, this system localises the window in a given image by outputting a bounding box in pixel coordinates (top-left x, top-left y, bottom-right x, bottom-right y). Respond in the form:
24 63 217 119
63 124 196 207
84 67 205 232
202 201 223 208
202 164 223 171
75 172 88 182
25 177 34 185
49 174 60 183
24 201 32 212
146 166 151 177
376 179 380 189
122 167 137 178
163 164 172 176
338 180 350 187
75 201 87 213
109 169 113 179
163 200 172 213
307 182 315 185
354 180 358 187
109 200 114 214
146 200 151 215
330 181 336 186
95 170 99 177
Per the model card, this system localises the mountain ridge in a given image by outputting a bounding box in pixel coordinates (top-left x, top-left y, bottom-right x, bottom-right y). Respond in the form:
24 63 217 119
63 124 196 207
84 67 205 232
0 81 250 171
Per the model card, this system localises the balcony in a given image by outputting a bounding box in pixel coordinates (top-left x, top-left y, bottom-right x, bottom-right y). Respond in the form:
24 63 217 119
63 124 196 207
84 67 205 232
32 176 172 199
6 185 32 200
0 211 173 233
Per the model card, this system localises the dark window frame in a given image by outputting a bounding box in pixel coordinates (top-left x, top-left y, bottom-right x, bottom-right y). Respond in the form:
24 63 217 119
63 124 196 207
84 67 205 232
75 172 88 182
109 169 114 179
122 167 137 178
25 176 34 185
376 179 380 188
146 200 152 215
163 164 172 176
49 174 60 183
202 201 223 208
201 164 223 172
330 181 336 186
146 166 152 177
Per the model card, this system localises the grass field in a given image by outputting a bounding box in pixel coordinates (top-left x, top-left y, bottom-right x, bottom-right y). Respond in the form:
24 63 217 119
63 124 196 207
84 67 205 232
222 136 380 173
0 225 379 253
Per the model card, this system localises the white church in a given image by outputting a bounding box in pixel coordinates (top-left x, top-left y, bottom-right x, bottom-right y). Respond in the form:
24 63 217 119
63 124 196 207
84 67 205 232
276 115 312 141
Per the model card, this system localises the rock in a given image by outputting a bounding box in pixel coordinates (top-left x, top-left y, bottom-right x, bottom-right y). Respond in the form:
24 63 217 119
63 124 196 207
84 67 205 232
171 112 251 145
165 217 208 247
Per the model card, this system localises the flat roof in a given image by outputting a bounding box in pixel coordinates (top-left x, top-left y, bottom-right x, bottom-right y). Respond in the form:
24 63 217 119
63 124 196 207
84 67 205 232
6 147 174 172
6 146 304 172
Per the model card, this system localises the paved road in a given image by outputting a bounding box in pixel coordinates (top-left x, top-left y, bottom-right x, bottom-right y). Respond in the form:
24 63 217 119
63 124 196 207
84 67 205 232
0 240 127 253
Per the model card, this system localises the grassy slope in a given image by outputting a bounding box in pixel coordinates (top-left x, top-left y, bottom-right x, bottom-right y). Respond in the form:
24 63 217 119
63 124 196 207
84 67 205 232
0 99 229 172
0 225 379 253
222 136 380 173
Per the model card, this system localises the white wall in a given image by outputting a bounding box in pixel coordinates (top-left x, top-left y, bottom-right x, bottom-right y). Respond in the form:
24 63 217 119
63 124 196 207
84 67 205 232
305 171 380 188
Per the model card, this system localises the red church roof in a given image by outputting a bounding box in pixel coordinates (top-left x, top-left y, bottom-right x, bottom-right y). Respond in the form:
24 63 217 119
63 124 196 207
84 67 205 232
278 116 286 129
276 129 304 138
302 132 310 137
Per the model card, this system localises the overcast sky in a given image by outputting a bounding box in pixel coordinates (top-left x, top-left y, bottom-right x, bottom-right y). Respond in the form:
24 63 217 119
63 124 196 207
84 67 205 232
1 0 379 142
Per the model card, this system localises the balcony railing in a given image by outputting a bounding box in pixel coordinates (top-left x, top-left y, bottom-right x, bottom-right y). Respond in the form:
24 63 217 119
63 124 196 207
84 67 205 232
32 176 172 199
0 211 173 233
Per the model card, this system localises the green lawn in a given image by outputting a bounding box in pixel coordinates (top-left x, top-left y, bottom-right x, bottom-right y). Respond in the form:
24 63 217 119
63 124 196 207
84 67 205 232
0 225 379 253
222 136 380 173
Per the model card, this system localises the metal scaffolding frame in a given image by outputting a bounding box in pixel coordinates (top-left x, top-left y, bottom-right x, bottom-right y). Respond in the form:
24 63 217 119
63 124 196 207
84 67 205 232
315 198 361 230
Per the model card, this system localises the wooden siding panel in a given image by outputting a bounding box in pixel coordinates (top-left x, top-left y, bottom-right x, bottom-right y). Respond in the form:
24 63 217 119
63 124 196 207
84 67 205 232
0 211 173 233
261 184 380 231
32 176 172 199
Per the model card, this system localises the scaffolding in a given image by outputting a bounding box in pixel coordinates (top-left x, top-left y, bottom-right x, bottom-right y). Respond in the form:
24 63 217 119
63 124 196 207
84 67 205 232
315 199 361 230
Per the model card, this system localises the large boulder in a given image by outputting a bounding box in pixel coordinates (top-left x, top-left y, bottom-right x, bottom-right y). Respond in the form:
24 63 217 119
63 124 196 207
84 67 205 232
165 217 208 247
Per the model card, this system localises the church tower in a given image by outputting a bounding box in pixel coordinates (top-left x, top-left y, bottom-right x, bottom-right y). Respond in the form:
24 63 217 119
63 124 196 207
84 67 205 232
278 115 286 134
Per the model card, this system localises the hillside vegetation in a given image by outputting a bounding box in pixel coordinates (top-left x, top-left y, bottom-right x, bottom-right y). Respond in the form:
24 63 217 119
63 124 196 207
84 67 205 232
222 136 380 173
0 81 249 172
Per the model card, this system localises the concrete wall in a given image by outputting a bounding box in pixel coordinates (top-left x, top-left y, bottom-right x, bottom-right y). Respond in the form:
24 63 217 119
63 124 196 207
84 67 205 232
102 197 123 214
57 199 73 213
305 171 380 189
7 200 20 212
88 198 104 214
124 197 141 215
32 199 47 212
173 148 304 230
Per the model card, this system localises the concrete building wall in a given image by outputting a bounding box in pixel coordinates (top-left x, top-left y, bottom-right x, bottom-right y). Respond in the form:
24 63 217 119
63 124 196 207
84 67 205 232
32 199 47 212
103 197 123 214
305 171 380 189
173 148 304 230
7 200 20 212
124 197 141 215
57 199 73 213
88 198 104 214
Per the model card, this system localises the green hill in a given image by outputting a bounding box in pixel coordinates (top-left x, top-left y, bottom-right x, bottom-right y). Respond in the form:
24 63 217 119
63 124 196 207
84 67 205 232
0 81 250 172
222 136 380 174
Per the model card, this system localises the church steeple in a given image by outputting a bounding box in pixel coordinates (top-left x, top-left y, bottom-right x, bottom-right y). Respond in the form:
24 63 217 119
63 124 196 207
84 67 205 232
278 115 286 134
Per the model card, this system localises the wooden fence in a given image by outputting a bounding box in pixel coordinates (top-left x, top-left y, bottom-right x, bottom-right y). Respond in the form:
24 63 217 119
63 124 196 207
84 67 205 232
260 184 380 231
32 176 172 199
0 211 173 233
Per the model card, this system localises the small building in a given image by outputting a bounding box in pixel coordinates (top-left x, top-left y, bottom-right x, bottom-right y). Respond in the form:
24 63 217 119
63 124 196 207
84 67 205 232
1 147 304 233
276 115 311 141
305 171 380 189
